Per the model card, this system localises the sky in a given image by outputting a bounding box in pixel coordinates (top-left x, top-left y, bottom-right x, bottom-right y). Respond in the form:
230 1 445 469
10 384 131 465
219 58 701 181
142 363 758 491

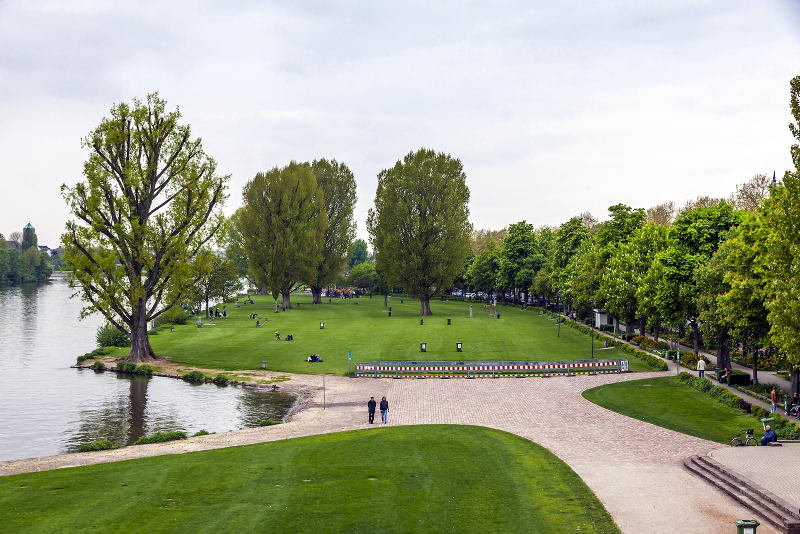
1 0 799 249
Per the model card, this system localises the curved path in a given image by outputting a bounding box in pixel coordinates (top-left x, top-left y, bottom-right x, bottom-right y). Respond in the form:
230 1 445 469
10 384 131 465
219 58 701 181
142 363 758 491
0 371 777 534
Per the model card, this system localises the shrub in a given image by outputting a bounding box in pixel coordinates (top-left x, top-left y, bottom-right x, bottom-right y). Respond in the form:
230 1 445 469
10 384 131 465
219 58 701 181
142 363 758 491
739 399 752 413
631 335 646 345
77 439 119 452
746 382 787 396
133 431 187 445
708 386 742 409
212 373 230 384
91 361 106 370
96 323 130 348
77 353 95 363
620 343 668 371
728 369 752 386
192 429 210 437
161 306 192 325
182 370 206 381
599 324 614 333
133 364 153 375
116 361 137 373
258 419 281 426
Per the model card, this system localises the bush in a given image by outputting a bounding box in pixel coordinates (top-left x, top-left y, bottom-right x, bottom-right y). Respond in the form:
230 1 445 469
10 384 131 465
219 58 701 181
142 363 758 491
258 419 281 426
728 369 752 386
96 323 130 348
91 361 106 370
133 431 187 445
620 343 668 371
116 361 137 373
182 370 206 381
192 429 210 437
77 439 119 452
746 382 787 396
599 324 614 333
212 373 230 384
133 364 154 375
160 306 192 325
631 335 646 345
708 385 742 409
77 353 95 363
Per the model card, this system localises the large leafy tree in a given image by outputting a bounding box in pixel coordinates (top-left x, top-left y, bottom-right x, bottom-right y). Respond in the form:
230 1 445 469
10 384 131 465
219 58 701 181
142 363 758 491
764 74 800 387
643 203 742 356
21 226 37 252
240 162 326 310
551 217 591 294
367 148 472 316
348 239 369 268
469 241 501 308
224 208 257 291
307 159 357 304
498 221 539 303
61 93 229 363
192 251 242 317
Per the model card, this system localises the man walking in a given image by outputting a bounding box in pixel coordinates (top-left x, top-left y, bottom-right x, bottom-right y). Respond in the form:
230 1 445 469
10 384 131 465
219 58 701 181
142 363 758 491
367 397 376 424
771 387 778 413
380 396 389 424
697 357 706 378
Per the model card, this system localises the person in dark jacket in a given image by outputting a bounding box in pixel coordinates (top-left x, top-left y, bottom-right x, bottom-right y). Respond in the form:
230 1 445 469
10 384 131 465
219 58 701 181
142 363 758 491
380 397 389 424
367 397 376 424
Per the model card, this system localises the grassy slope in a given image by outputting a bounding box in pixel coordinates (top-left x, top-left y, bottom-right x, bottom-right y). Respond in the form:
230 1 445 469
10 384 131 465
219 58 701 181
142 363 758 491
583 376 763 444
151 294 651 374
0 426 620 534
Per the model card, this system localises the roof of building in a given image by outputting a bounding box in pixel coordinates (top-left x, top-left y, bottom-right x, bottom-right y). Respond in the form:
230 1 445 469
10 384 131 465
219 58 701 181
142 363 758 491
23 223 34 230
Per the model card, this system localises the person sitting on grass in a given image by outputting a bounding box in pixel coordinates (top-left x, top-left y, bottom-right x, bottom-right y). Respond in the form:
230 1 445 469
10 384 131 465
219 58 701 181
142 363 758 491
256 320 261 328
761 425 777 446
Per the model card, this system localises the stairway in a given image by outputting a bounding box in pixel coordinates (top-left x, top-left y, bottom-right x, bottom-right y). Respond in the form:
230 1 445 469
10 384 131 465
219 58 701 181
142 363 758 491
684 455 800 533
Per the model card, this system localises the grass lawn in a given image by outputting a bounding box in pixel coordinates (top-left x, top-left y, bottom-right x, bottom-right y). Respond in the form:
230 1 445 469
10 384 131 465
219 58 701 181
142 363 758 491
150 293 652 374
583 376 764 444
0 425 620 534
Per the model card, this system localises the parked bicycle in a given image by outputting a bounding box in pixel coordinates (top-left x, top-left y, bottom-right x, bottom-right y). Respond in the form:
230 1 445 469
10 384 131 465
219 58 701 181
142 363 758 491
731 429 758 447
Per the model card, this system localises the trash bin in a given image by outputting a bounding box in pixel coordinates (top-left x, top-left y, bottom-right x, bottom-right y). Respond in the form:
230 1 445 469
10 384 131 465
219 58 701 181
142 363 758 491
760 418 775 431
734 519 760 533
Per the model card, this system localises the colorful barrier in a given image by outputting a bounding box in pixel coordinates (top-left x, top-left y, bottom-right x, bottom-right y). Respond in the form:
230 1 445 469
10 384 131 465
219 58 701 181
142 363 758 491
354 359 628 378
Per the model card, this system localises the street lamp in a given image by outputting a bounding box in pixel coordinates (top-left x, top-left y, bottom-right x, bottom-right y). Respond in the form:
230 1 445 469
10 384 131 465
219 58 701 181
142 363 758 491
557 292 563 338
591 308 597 359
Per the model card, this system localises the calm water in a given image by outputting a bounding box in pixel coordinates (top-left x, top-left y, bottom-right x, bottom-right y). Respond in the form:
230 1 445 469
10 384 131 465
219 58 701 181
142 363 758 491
0 282 297 462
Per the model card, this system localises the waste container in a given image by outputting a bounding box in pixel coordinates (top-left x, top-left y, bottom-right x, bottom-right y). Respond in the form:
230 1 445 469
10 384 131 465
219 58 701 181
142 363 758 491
760 417 775 431
734 519 760 533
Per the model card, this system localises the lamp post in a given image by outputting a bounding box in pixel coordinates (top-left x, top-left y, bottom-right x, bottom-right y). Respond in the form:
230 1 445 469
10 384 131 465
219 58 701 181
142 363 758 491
557 292 562 338
591 309 597 359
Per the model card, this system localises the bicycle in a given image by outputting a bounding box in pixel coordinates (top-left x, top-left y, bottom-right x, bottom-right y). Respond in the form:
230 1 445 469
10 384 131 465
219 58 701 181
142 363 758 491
731 429 758 447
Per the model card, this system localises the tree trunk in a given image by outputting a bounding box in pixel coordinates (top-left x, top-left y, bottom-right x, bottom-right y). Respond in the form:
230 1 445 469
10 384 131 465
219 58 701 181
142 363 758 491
205 296 210 318
639 316 646 337
654 323 660 341
127 320 159 363
791 369 799 395
718 344 730 371
310 286 322 304
626 320 635 335
751 346 758 385
420 296 432 316
281 289 292 310
383 294 388 308
692 322 699 358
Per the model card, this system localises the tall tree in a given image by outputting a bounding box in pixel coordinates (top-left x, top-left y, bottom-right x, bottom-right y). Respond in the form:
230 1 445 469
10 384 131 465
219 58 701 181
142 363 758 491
0 249 9 281
224 208 257 291
498 221 538 303
21 224 37 252
469 242 501 310
61 93 229 363
764 74 800 385
23 246 41 275
646 201 676 226
7 231 21 250
348 239 369 268
0 234 6 250
240 162 326 311
307 159 357 304
367 148 472 315
734 173 771 212
192 250 243 317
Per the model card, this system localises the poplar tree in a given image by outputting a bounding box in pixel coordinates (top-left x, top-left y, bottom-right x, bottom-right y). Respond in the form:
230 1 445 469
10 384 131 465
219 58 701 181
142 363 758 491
61 93 229 363
367 148 472 316
307 159 357 304
240 162 326 311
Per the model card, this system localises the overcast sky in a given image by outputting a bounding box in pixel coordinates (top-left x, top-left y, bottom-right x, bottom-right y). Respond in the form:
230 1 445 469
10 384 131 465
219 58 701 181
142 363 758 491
1 0 799 248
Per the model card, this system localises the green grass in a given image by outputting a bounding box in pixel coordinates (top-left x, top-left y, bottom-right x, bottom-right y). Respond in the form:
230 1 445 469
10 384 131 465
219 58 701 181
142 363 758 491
151 294 652 374
583 376 764 444
0 425 620 534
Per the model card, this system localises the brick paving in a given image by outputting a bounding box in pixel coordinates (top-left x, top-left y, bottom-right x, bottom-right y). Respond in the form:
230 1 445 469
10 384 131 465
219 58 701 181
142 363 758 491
709 444 800 506
0 371 780 533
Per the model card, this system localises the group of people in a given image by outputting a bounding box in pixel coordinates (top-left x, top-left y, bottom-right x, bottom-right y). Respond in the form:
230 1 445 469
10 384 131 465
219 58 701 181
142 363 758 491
367 396 389 424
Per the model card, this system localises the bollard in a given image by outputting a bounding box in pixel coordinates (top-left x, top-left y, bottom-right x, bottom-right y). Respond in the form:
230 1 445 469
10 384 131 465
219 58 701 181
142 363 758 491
456 342 462 352
262 361 267 369
420 319 423 325
389 307 392 312
448 318 451 325
388 311 391 317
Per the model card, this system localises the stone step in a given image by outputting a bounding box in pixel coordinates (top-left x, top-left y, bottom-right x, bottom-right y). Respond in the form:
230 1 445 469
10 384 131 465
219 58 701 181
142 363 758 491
684 456 800 534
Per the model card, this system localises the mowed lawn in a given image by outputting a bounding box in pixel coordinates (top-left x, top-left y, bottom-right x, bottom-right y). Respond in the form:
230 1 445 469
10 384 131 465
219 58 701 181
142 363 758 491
583 377 764 444
151 294 649 374
0 426 620 534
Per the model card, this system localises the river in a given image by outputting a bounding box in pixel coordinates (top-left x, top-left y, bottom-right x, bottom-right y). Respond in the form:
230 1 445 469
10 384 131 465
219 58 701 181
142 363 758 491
0 281 296 462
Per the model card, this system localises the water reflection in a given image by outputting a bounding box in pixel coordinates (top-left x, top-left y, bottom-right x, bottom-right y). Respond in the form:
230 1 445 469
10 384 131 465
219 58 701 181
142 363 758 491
0 283 298 461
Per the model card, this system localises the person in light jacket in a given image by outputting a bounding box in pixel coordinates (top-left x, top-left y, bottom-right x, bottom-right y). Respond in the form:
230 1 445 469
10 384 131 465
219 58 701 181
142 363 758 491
697 358 706 378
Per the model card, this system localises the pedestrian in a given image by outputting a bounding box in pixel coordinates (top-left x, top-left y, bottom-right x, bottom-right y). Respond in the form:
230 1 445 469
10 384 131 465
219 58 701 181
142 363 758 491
367 397 376 424
697 357 706 378
380 396 389 424
223 305 227 317
771 387 778 413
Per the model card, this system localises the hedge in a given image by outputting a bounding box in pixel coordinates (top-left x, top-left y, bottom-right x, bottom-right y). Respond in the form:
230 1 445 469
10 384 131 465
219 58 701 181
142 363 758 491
620 343 668 371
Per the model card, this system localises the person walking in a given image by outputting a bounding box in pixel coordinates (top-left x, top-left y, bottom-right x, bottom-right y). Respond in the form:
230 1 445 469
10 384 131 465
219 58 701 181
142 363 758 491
380 396 389 424
697 357 706 378
367 397 376 424
771 387 778 413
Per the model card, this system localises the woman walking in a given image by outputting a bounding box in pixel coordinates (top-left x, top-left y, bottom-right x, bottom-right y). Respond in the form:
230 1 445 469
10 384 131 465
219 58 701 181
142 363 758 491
380 396 389 424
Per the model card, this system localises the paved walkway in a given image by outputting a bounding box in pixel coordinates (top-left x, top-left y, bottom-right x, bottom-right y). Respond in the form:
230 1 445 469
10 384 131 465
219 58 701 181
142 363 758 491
0 371 781 534
710 444 800 506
